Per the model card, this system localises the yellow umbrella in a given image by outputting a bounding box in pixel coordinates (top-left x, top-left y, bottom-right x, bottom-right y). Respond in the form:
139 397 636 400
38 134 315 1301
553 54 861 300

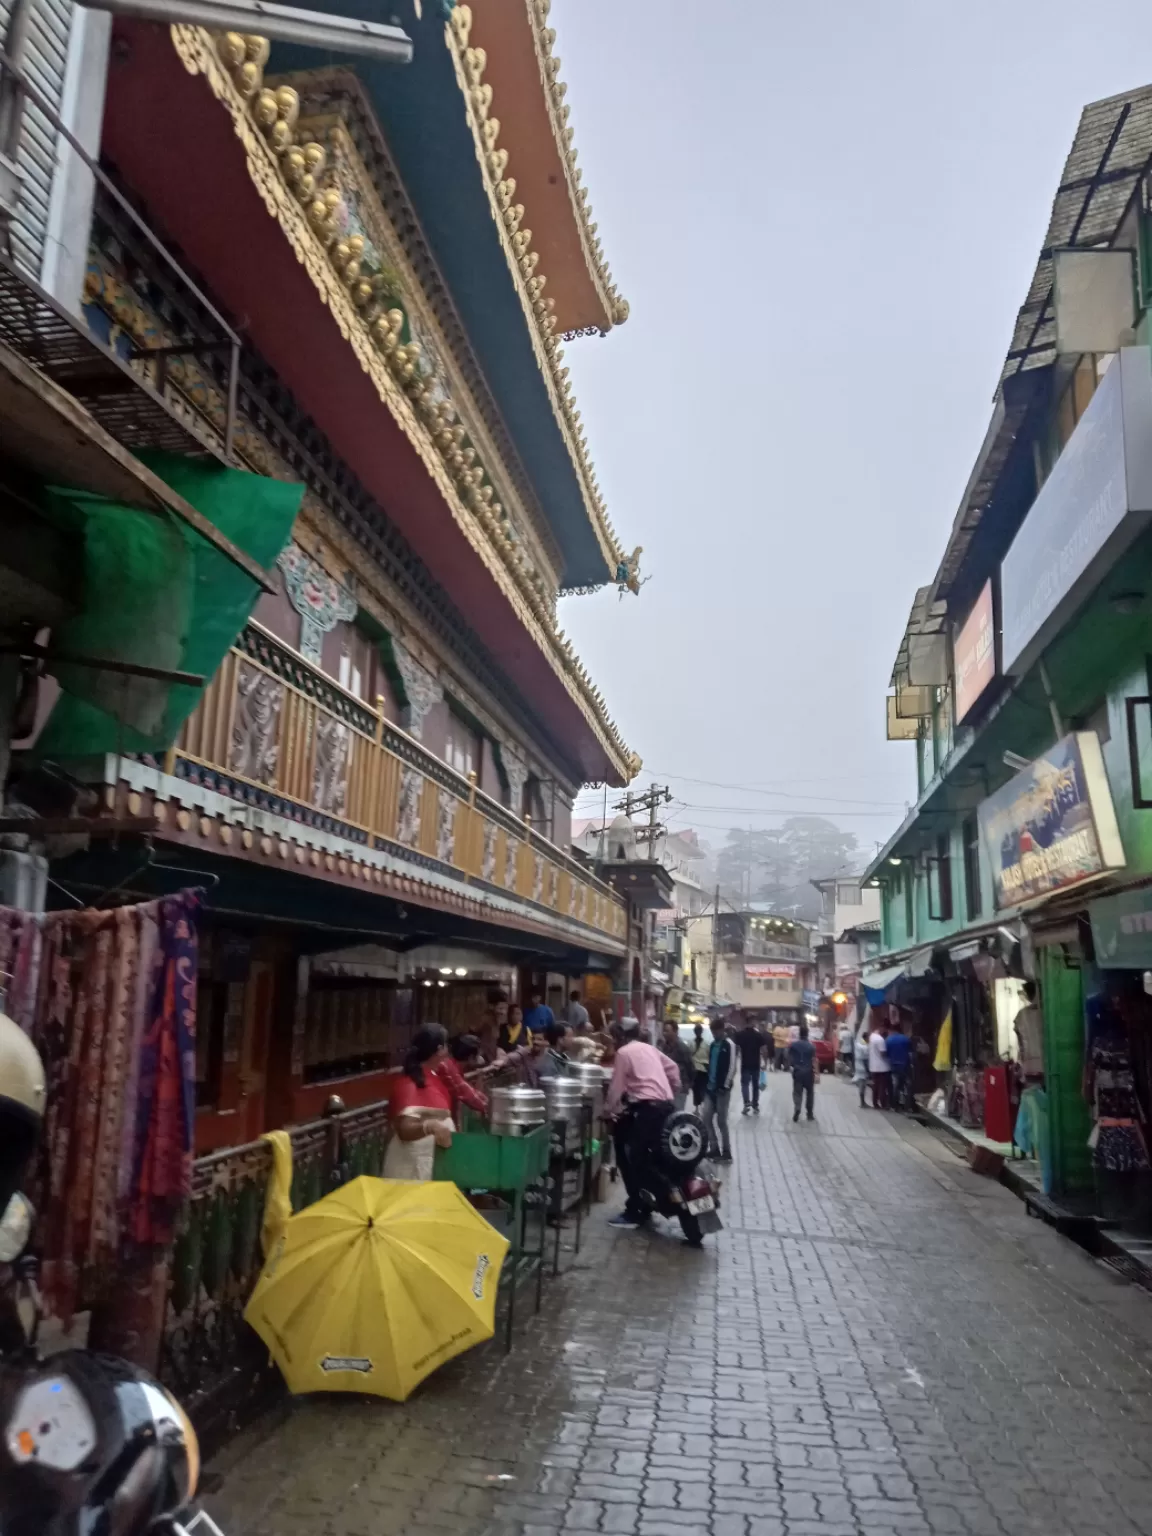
243 1175 509 1402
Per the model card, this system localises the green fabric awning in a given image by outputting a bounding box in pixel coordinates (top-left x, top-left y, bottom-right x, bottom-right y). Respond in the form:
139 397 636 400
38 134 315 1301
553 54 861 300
33 451 302 759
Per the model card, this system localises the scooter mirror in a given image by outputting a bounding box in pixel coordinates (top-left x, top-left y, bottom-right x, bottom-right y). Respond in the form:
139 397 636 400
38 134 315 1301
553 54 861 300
0 1192 33 1263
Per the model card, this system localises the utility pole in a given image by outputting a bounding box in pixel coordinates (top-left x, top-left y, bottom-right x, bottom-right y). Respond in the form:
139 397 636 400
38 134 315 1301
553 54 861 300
613 783 672 1038
614 782 673 852
710 882 720 1004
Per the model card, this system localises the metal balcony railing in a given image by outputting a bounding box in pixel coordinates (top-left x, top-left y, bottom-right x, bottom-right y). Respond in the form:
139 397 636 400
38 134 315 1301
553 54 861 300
0 45 242 460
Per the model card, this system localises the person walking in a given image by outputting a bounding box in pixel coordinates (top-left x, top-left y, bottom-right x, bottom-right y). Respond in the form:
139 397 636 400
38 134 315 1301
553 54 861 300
659 1018 694 1111
853 1026 871 1107
604 1017 681 1229
690 1022 710 1107
733 1011 766 1115
869 1021 891 1109
886 1012 913 1110
702 1017 737 1162
838 1018 854 1077
773 1019 790 1070
789 1022 818 1122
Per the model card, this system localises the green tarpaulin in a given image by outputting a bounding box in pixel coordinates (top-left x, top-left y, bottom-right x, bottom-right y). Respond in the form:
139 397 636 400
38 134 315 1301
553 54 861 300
33 451 302 760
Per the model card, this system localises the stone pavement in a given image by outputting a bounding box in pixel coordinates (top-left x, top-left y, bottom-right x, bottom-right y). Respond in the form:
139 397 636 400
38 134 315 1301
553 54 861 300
205 1073 1152 1536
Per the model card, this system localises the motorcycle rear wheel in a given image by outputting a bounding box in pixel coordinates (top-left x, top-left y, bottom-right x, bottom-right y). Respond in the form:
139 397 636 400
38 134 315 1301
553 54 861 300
677 1210 704 1247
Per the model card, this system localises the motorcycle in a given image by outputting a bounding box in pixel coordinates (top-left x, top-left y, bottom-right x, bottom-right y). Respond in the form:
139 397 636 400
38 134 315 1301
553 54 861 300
0 1012 217 1536
632 1107 724 1247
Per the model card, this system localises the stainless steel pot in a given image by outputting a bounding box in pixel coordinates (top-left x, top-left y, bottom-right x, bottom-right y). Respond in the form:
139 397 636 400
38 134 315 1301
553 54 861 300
568 1061 610 1111
489 1086 546 1136
541 1076 584 1121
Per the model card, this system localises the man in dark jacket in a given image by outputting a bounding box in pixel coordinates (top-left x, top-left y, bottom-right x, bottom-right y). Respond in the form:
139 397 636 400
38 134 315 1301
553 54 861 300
659 1019 694 1111
733 1013 766 1115
702 1017 738 1162
790 1022 818 1123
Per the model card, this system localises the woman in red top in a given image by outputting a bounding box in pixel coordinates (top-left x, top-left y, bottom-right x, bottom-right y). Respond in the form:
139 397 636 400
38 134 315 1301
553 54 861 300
438 1034 490 1117
384 1025 456 1181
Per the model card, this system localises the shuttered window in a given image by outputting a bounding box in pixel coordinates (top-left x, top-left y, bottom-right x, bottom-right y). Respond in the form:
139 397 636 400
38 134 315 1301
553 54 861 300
0 0 74 276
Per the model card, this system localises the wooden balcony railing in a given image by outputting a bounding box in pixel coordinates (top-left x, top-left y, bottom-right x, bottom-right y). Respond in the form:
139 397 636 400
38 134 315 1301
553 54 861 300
171 622 627 945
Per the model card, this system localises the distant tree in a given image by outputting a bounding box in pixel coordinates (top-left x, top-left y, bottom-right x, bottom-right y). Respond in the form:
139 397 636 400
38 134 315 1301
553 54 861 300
717 817 859 920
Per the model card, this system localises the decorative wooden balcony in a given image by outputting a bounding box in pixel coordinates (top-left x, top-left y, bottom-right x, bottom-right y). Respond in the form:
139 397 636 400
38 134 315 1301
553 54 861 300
169 622 627 948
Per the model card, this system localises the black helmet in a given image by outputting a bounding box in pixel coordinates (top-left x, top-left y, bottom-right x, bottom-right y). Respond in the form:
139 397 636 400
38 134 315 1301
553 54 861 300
0 1349 199 1535
0 1012 45 1218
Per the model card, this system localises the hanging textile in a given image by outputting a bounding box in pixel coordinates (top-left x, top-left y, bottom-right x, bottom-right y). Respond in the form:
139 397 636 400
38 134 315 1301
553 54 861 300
0 891 200 1322
1083 991 1150 1174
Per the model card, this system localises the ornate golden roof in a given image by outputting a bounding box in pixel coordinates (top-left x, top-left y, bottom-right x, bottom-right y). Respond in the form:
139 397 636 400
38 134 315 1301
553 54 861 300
446 2 629 581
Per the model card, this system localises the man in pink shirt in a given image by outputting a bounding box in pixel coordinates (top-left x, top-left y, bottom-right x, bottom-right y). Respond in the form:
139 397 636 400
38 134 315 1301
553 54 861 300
606 1017 681 1229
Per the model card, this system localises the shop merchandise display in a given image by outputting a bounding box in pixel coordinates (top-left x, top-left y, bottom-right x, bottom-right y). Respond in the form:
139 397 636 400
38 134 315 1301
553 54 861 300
1084 991 1150 1173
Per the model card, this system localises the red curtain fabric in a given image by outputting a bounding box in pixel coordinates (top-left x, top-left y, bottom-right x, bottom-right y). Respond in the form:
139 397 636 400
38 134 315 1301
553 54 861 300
0 891 199 1322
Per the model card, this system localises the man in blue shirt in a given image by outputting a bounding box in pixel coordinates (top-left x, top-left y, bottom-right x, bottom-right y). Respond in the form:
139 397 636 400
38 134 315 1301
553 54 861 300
522 990 555 1036
885 1014 913 1110
789 1023 817 1123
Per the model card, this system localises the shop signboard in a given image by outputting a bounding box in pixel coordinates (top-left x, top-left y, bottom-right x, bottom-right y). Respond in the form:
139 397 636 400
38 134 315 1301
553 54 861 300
745 963 795 979
978 731 1125 909
1089 889 1152 968
1000 348 1152 675
953 580 995 723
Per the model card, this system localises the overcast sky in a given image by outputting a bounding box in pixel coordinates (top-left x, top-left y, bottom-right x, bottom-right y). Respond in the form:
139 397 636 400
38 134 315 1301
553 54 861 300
554 0 1148 857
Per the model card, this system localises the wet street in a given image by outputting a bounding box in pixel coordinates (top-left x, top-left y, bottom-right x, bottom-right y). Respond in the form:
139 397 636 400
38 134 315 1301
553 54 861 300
205 1074 1152 1536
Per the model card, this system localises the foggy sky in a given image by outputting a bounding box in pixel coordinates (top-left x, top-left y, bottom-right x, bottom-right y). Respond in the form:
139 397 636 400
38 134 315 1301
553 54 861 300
555 0 1150 857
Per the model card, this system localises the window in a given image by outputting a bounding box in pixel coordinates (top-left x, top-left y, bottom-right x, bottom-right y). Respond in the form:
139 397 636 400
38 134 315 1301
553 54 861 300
963 816 982 921
337 624 376 702
445 709 481 778
195 977 228 1109
837 883 862 906
903 867 914 940
930 833 953 923
523 774 550 837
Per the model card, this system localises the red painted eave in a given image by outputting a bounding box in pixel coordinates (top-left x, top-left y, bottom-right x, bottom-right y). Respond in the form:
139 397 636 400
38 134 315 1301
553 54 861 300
100 21 626 786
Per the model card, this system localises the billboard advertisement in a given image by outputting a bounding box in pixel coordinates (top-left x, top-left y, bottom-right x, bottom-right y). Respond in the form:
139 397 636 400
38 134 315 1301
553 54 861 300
744 963 796 979
1000 349 1152 674
977 732 1125 909
953 580 995 723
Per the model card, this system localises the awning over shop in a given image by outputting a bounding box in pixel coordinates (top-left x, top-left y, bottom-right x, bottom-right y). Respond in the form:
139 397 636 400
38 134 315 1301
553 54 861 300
861 963 907 1000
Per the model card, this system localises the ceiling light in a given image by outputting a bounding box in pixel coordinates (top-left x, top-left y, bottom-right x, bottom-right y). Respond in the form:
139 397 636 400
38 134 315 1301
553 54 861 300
455 967 468 977
439 967 453 976
889 857 902 866
1003 750 1031 772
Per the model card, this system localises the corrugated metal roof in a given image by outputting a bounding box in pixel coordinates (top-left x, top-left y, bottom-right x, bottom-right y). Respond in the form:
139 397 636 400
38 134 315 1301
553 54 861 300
928 84 1152 607
1003 86 1152 380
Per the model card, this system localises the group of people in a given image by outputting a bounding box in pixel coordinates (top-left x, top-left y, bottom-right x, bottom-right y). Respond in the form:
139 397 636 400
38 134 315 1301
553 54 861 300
845 1010 916 1111
382 987 604 1180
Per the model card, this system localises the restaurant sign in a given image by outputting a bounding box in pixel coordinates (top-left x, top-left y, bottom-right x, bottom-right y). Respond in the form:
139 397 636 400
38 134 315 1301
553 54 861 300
978 731 1125 910
745 963 796 979
953 580 995 723
1090 888 1152 969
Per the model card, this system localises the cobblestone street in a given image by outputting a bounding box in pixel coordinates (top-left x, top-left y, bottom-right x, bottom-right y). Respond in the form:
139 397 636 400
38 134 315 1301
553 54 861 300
205 1074 1152 1536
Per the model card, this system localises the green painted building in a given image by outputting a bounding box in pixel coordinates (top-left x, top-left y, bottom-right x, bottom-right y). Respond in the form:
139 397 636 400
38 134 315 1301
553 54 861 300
865 84 1152 1206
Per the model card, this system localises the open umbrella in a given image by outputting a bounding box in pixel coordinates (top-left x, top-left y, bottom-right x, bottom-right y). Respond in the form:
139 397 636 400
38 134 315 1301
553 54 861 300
243 1175 509 1401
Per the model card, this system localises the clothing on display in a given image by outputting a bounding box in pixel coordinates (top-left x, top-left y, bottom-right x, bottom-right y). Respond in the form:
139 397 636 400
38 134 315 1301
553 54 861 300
1083 991 1150 1173
0 892 201 1321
